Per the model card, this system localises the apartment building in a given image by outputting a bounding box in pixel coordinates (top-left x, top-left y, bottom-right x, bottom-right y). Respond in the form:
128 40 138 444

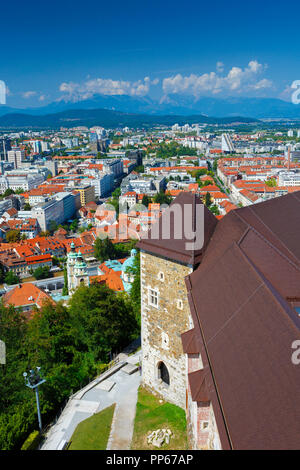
278 170 300 187
7 148 25 169
103 159 123 178
89 173 114 197
72 184 95 206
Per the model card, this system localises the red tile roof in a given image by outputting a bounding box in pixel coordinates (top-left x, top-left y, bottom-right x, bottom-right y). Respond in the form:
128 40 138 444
3 283 54 310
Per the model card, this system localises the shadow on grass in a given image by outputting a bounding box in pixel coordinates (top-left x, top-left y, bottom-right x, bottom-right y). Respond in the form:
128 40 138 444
68 404 115 450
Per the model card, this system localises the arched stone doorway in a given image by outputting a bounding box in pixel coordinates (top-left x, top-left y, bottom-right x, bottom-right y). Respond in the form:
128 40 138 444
158 361 170 385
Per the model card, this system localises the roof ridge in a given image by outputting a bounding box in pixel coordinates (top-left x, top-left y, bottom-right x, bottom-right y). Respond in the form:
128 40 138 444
236 242 300 332
236 216 300 275
233 205 300 270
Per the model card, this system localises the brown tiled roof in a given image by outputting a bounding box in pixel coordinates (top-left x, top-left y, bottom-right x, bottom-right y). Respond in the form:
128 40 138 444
185 190 300 450
137 192 218 266
181 328 200 354
235 191 300 264
188 370 210 402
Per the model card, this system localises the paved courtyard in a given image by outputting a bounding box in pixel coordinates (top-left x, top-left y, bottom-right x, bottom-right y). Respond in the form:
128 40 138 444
41 352 141 450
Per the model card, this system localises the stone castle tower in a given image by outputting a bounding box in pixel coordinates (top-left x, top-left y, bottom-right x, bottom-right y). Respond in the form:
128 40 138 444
137 193 217 409
67 242 90 293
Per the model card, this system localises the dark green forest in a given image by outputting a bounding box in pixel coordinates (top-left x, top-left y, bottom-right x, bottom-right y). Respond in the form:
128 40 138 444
0 282 140 450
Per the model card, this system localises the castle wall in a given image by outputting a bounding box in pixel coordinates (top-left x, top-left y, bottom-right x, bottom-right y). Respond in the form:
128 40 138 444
186 352 222 450
140 250 193 409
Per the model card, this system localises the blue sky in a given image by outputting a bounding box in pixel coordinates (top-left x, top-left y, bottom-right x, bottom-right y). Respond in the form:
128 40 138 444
1 0 300 107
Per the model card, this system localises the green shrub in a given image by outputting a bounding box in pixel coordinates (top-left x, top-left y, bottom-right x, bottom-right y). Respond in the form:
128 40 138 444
97 363 109 375
21 430 40 450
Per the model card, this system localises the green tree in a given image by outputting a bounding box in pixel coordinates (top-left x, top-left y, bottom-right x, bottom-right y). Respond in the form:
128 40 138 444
112 188 121 199
142 195 150 207
213 158 219 172
94 238 116 262
0 263 5 283
0 280 140 449
189 169 207 179
209 204 220 216
33 266 52 280
69 219 79 232
6 230 21 243
62 266 68 295
69 283 139 361
39 231 50 237
14 188 24 195
205 192 212 207
4 271 19 285
48 221 58 234
265 178 277 187
153 191 172 206
3 189 15 198
135 165 144 173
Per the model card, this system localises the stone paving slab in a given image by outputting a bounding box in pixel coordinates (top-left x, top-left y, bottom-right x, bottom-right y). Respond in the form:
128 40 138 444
95 380 115 392
122 363 139 375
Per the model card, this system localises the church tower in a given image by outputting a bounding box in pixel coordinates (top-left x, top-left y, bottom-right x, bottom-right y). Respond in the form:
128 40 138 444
137 193 217 409
67 241 78 293
67 244 89 293
73 250 89 291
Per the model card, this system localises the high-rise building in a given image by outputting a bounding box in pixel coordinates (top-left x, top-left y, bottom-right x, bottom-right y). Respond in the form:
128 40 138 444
0 138 11 161
41 141 50 152
31 140 42 153
221 133 235 153
7 148 25 169
126 150 143 167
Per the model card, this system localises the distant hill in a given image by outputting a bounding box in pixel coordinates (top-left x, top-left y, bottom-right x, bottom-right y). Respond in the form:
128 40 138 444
1 94 300 119
0 107 259 129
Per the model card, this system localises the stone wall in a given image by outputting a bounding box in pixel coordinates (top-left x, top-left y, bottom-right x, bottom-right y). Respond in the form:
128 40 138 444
140 250 193 409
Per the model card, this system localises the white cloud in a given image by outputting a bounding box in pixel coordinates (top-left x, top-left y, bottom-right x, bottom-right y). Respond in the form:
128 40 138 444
59 76 159 101
251 78 273 90
162 61 273 97
22 91 37 99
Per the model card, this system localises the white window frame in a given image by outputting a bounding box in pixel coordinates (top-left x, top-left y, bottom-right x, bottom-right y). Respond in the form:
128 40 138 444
148 287 159 308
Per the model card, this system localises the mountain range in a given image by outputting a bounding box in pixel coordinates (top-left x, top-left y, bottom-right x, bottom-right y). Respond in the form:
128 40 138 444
0 108 258 129
0 94 300 128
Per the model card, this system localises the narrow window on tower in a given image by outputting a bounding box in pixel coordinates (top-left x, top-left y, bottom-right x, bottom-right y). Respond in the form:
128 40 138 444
148 288 159 308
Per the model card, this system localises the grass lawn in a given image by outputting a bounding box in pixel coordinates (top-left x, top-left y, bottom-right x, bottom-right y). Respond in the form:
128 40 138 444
131 386 188 450
68 404 115 450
